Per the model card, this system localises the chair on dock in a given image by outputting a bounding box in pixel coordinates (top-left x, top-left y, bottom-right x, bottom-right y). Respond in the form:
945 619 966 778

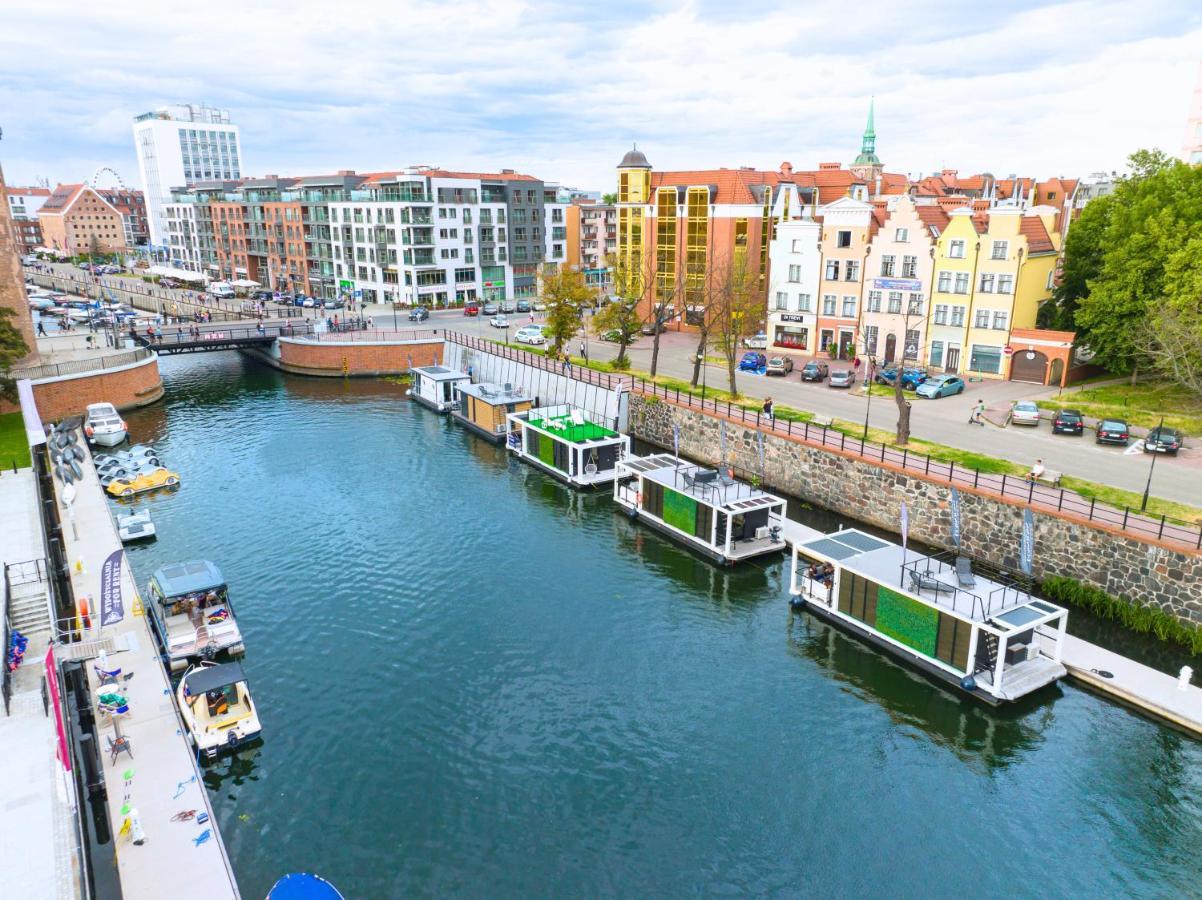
955 556 976 589
907 569 956 596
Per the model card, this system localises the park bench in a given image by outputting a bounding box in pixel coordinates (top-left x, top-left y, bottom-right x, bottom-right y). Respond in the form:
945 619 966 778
1030 469 1062 488
812 415 834 428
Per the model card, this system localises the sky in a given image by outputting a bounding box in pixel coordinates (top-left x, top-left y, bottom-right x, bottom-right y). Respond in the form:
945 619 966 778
1 0 1200 193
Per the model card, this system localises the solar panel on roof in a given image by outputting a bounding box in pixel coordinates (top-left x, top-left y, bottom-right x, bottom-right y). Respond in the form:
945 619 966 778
804 538 863 560
836 532 889 552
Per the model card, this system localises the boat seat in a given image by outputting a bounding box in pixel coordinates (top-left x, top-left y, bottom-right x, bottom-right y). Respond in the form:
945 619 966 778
954 556 976 588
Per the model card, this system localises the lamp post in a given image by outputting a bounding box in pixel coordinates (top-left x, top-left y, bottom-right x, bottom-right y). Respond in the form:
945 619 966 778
862 354 876 441
391 301 398 331
696 352 708 402
1140 416 1164 513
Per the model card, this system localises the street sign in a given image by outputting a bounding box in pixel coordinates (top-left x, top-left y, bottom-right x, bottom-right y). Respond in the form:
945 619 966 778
1003 345 1015 356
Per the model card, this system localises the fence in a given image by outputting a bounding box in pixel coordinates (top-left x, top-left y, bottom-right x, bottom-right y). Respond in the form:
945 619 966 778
444 331 1202 553
294 328 440 343
12 348 154 381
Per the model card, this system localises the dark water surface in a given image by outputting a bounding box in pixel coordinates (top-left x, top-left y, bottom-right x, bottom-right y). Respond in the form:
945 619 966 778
120 354 1201 899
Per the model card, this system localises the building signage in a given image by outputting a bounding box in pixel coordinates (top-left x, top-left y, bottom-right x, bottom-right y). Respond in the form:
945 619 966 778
872 278 922 292
779 314 807 323
483 280 504 289
99 548 125 626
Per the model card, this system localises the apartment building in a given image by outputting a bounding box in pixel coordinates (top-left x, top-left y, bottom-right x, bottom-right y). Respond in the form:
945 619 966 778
37 184 148 254
765 219 821 351
927 209 980 375
1184 61 1202 164
814 196 877 357
6 186 49 254
566 200 616 290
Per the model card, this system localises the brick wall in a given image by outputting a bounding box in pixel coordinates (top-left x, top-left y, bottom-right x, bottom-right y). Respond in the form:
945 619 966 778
24 355 164 421
276 338 444 377
0 164 39 365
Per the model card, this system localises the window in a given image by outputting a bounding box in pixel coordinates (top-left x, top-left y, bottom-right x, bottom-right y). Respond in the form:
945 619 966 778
934 304 948 325
954 273 969 294
866 290 882 312
825 260 840 280
894 227 908 242
979 273 995 293
880 255 896 277
975 309 991 328
822 295 837 315
887 292 902 314
791 239 802 252
902 255 917 278
788 264 802 283
1046 270 1055 290
863 325 878 353
998 274 1014 294
841 296 856 318
930 341 944 367
797 293 812 311
907 294 923 315
948 240 966 259
1047 192 1056 201
970 344 1003 374
950 306 966 327
845 261 859 281
775 291 788 310
836 230 852 248
937 271 952 293
991 240 1008 260
904 329 921 359
992 311 1008 330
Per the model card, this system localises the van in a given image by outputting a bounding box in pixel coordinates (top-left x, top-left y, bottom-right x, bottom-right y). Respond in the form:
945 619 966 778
209 283 235 300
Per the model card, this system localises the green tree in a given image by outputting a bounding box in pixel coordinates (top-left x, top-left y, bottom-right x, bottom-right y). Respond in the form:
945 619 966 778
0 307 32 403
709 255 761 398
591 300 641 369
601 193 617 205
1041 193 1112 330
539 265 594 353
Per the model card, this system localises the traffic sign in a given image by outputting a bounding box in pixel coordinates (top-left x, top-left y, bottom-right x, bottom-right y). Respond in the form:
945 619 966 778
1003 345 1015 356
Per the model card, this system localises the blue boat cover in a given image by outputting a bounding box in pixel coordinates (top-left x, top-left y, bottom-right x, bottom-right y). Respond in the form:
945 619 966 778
268 873 344 900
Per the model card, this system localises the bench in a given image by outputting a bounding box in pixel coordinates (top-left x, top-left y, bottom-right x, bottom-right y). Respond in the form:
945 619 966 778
1030 469 1062 488
812 415 833 428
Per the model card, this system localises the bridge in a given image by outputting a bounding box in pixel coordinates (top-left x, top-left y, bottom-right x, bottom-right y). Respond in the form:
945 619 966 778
130 321 315 354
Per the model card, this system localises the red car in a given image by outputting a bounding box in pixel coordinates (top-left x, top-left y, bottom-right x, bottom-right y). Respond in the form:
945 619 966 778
463 304 479 316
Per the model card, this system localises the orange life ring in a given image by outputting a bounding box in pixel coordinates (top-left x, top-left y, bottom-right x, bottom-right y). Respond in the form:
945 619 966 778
635 492 642 506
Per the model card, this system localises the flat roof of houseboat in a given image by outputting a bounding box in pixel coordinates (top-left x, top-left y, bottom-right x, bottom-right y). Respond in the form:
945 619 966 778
623 454 785 511
525 410 618 443
794 528 1060 625
457 382 532 403
413 365 468 380
150 559 225 596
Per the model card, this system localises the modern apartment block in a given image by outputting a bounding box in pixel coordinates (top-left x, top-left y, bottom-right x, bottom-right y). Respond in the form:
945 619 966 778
1182 61 1202 164
765 218 822 350
37 184 148 254
6 186 50 254
566 199 616 290
134 104 242 247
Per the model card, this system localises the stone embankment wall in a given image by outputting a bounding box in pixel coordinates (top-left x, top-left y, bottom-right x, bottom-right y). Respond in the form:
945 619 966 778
630 395 1202 627
273 337 444 377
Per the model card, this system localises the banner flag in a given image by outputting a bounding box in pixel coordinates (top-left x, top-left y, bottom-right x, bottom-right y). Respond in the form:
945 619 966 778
1020 508 1035 576
950 487 962 548
900 502 910 550
99 548 125 626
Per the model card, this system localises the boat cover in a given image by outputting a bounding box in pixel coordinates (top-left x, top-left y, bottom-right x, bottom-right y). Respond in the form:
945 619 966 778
183 662 247 695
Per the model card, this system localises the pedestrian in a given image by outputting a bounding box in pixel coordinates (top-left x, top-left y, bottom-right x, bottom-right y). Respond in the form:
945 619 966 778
367 316 373 329
36 320 47 337
763 396 775 424
579 339 586 360
969 399 986 426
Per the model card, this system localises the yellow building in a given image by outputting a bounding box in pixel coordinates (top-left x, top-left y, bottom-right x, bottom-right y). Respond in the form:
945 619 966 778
926 209 980 374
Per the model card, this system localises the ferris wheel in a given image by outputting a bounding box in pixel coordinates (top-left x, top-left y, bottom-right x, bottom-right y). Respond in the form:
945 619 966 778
90 166 127 189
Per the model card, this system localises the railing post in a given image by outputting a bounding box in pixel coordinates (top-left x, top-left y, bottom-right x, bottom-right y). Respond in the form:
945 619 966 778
804 422 809 441
1057 489 1064 512
1158 514 1167 540
1121 507 1130 529
1000 473 1006 495
973 469 979 489
902 448 907 469
949 461 955 483
840 433 845 451
1089 497 1096 520
925 455 930 475
1027 479 1035 503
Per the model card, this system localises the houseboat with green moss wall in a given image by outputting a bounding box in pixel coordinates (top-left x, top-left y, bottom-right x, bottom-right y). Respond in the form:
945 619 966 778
788 529 1069 704
614 453 787 564
506 405 629 487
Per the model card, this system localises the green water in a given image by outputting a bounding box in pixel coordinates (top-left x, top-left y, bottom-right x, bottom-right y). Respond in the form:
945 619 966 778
119 353 1201 898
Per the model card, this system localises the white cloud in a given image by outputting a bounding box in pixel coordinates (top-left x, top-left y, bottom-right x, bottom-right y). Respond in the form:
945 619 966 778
0 0 1198 192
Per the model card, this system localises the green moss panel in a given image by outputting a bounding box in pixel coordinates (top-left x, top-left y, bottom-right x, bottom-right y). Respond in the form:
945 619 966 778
875 586 939 658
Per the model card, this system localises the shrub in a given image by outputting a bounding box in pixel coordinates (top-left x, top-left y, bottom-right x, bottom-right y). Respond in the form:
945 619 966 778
1041 575 1202 655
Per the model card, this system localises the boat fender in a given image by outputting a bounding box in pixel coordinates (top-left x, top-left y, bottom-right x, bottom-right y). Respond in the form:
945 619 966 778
54 432 69 450
50 447 62 464
64 428 77 445
70 458 84 480
959 676 977 692
627 506 638 521
789 595 806 609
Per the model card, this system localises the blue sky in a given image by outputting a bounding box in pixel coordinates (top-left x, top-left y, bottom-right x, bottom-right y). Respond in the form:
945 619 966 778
1 0 1199 193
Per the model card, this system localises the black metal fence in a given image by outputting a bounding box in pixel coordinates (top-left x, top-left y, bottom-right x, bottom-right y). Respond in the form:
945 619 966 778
445 331 1202 552
13 348 154 380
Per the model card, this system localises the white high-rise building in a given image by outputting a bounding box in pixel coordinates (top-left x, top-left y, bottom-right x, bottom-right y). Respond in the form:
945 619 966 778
133 104 242 247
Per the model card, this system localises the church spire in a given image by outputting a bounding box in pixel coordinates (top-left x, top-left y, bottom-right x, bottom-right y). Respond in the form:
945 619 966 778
863 96 876 154
851 96 882 178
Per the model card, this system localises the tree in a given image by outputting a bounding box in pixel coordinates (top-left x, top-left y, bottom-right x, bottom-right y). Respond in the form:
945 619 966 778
1143 235 1202 398
1041 193 1112 330
601 193 617 205
0 307 31 403
88 234 103 265
539 265 595 354
709 255 761 397
591 300 641 369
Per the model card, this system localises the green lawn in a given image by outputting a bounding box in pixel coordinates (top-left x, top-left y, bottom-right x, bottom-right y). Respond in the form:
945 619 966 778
1039 381 1202 434
0 411 32 470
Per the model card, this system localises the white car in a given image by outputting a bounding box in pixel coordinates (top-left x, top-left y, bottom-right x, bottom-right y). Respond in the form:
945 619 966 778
743 332 769 349
513 325 546 345
531 301 547 311
490 315 510 329
1011 400 1042 426
84 402 128 447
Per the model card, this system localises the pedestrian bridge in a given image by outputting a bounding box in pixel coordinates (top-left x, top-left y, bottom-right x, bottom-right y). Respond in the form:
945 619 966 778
132 321 313 354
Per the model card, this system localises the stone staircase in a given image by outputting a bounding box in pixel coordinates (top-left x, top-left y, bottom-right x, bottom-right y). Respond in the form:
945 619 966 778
8 577 52 646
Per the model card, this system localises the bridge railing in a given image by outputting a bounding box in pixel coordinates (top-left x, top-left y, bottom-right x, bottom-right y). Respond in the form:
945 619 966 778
12 348 155 380
131 321 316 348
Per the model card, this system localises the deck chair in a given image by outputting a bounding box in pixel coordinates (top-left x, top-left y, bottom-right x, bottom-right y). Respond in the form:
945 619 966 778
570 410 585 426
954 556 976 588
907 569 955 596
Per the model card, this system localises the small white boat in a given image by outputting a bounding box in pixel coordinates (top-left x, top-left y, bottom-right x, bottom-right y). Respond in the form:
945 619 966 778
177 661 262 758
84 402 128 447
117 509 156 543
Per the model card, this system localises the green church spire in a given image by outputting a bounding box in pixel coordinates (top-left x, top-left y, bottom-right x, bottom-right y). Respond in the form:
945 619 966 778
854 96 880 166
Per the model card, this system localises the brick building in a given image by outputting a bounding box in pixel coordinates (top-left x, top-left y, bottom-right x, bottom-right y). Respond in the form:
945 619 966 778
37 183 149 254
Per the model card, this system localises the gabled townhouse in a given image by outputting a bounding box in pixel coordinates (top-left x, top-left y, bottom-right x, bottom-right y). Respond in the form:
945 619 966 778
814 196 877 358
38 183 149 254
927 209 980 374
765 218 822 351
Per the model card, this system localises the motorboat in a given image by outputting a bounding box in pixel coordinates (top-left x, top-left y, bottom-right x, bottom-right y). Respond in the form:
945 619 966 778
177 661 262 758
84 402 128 447
147 560 245 671
117 509 156 543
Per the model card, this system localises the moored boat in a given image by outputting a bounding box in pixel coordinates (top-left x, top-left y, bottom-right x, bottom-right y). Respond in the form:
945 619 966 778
177 661 262 758
117 508 156 543
450 382 533 444
409 365 470 413
84 402 128 447
506 404 629 487
147 560 246 671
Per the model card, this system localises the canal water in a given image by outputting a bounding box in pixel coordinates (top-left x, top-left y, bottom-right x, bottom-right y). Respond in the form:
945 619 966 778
119 353 1200 899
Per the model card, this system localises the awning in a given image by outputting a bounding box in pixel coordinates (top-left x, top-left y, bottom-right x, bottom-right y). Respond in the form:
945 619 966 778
148 265 208 282
182 662 247 695
231 278 260 287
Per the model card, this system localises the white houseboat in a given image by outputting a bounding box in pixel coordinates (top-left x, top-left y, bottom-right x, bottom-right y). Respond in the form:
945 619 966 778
505 404 629 487
410 365 470 413
787 528 1068 705
614 453 787 564
451 382 533 444
146 560 246 672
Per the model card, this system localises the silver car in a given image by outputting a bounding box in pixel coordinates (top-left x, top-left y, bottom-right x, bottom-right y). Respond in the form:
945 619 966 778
1011 400 1042 426
766 356 794 376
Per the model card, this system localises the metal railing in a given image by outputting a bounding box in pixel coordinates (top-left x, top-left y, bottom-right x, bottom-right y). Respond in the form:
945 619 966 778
12 348 154 381
444 331 1202 554
130 321 313 349
296 328 441 343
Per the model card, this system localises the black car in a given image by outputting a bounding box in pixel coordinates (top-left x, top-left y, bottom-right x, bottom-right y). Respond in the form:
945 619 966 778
800 361 829 382
324 298 345 310
252 290 273 301
1095 419 1130 446
408 306 429 322
1052 408 1085 435
1144 426 1184 455
515 300 532 313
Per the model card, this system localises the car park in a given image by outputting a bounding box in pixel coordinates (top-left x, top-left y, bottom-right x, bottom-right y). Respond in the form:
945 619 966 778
766 356 794 376
828 369 856 388
800 361 829 382
743 332 769 349
738 352 767 372
1095 419 1130 446
482 302 499 316
1010 400 1042 426
515 300 532 313
915 374 966 399
1052 409 1085 435
490 315 510 329
1144 425 1184 455
408 307 429 322
463 304 479 316
513 325 546 345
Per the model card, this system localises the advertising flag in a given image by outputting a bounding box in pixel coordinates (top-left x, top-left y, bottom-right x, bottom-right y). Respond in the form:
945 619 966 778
900 501 910 550
1020 508 1035 576
99 548 125 626
950 487 962 548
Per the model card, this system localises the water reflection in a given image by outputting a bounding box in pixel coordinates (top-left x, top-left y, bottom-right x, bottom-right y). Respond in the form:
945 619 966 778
201 739 264 793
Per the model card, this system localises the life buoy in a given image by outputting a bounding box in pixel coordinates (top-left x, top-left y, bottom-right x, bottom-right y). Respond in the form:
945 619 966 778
79 595 90 629
635 492 642 506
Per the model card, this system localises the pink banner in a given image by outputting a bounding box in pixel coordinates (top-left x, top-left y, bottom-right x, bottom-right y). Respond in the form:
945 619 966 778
44 645 71 772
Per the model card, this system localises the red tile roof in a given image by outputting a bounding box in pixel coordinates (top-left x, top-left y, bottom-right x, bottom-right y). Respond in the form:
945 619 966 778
1020 215 1056 254
424 169 540 182
649 168 789 205
39 183 84 213
915 205 950 236
7 186 51 197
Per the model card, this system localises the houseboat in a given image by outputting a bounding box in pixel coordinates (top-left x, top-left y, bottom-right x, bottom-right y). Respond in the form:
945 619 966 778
451 382 533 444
410 365 470 413
505 404 629 487
613 453 788 565
146 560 246 672
177 661 262 758
787 528 1068 705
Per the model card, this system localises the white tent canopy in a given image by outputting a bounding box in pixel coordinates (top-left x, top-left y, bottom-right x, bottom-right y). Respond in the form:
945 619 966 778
231 278 260 288
148 265 208 283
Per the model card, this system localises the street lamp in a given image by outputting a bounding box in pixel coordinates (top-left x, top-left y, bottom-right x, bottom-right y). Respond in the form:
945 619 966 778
392 301 399 331
695 352 708 402
1141 416 1164 513
862 354 876 441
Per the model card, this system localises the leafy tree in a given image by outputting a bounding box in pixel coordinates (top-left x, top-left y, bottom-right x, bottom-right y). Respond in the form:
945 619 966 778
601 193 617 205
539 265 594 353
1124 148 1175 181
1041 193 1112 330
0 307 32 403
591 300 641 369
1143 235 1202 397
709 255 761 398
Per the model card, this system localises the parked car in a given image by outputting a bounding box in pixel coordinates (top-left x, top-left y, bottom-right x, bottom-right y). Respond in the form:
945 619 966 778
916 374 966 399
743 332 769 349
875 367 927 390
490 315 510 329
641 321 667 336
738 352 767 372
408 307 430 322
500 300 516 314
515 300 532 313
252 290 273 301
800 361 829 382
482 302 499 316
828 369 856 388
1010 400 1042 426
1052 408 1085 435
513 325 546 346
1095 419 1130 446
532 301 547 312
766 356 794 376
463 304 480 316
1144 425 1184 455
323 298 345 310
599 328 625 342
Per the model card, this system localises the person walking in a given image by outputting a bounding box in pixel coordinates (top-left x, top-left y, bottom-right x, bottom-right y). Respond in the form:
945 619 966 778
763 396 775 425
36 319 47 337
969 399 986 426
579 339 586 361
